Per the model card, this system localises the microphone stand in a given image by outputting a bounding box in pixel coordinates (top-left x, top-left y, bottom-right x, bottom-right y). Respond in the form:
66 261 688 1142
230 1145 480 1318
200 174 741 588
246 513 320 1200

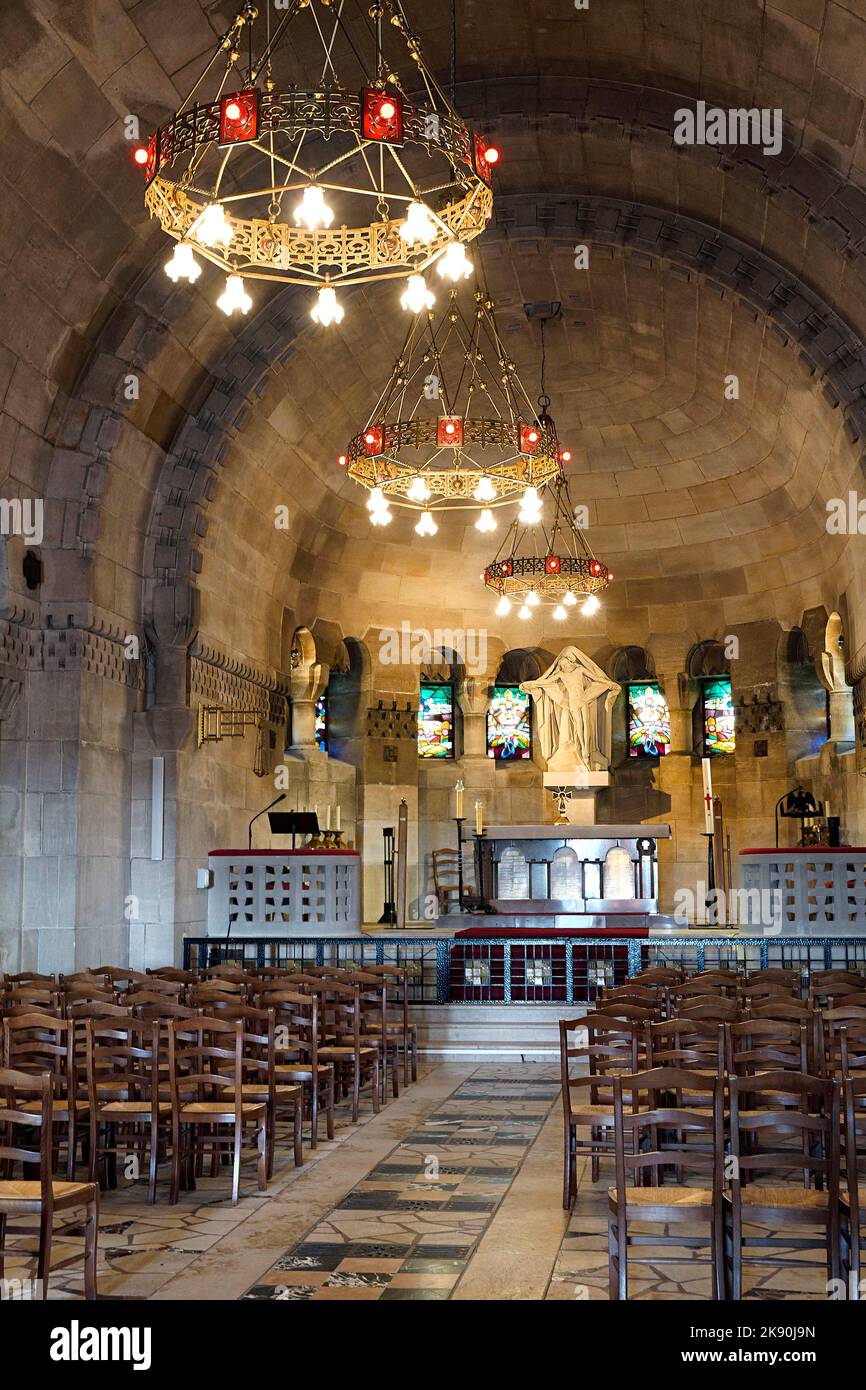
248 794 286 850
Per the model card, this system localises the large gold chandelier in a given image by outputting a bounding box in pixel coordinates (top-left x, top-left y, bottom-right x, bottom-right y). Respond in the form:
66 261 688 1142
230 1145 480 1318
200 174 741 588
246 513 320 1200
136 0 497 322
341 282 569 536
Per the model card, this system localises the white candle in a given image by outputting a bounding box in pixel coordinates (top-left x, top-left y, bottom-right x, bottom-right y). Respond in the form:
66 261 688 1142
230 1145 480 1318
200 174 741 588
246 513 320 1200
455 779 464 818
325 804 331 831
701 758 714 835
475 800 484 835
335 805 341 832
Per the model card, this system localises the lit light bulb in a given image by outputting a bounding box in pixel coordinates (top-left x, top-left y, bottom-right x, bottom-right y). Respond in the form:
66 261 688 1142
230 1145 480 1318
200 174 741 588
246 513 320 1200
380 100 396 120
518 604 531 620
401 273 434 315
475 508 496 533
295 185 334 230
311 285 344 326
407 477 431 503
583 593 601 616
401 201 437 245
553 603 567 621
217 274 252 315
370 505 392 526
437 240 472 282
164 243 201 283
473 476 496 503
193 202 233 248
526 591 540 607
518 486 542 524
224 100 242 122
415 510 438 537
367 488 386 512
495 596 511 617
563 590 577 607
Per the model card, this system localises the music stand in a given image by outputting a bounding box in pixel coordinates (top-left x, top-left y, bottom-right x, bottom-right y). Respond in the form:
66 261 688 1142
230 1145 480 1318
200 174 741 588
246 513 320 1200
269 811 320 848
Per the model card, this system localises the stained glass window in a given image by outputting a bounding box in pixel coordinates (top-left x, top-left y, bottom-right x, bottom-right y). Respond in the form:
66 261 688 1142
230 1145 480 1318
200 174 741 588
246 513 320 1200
486 685 531 760
418 683 454 758
627 681 670 758
315 694 327 752
704 676 735 755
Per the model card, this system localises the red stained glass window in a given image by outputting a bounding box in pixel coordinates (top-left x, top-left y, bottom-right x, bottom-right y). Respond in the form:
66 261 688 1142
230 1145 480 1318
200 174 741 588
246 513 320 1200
219 90 260 145
361 88 403 145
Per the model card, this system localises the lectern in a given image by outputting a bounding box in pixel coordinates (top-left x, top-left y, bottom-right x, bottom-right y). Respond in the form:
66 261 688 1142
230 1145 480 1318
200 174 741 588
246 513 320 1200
268 811 319 847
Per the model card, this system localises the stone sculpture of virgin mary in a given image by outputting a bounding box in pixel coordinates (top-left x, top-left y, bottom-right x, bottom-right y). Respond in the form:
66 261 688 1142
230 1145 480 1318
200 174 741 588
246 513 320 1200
520 646 621 772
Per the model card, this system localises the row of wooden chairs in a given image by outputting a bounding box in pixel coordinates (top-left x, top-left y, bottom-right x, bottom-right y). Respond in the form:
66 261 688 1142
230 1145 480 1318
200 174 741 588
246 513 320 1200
603 1067 866 1301
0 960 420 1299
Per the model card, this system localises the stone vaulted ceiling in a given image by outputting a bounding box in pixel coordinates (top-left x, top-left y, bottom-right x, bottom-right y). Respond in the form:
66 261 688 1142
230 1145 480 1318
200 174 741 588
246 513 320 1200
5 1 866 670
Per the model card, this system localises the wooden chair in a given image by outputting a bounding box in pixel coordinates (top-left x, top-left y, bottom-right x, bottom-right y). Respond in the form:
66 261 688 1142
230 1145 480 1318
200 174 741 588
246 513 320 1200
747 968 802 987
126 978 185 1003
840 1074 866 1296
167 1017 267 1206
355 963 417 1086
252 987 334 1147
726 1019 810 1076
2 972 55 987
820 1007 866 1077
314 980 381 1123
0 1068 99 1299
645 1018 725 1077
809 971 866 1009
677 995 739 1024
432 847 474 914
559 1014 641 1207
197 1000 303 1174
725 1071 840 1298
2 1014 86 1180
608 1068 726 1300
840 1024 866 1078
90 967 149 990
86 1017 167 1204
632 967 682 986
2 984 62 1017
146 967 199 986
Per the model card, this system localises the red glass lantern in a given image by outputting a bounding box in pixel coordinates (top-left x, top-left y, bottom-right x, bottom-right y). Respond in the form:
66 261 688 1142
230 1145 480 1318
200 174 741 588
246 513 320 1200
545 555 561 574
361 88 403 145
437 416 464 448
363 426 384 456
219 89 260 145
519 423 541 455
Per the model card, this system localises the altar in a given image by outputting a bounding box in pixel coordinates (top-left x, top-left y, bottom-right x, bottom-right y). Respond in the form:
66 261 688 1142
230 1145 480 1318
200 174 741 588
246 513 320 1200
471 823 671 917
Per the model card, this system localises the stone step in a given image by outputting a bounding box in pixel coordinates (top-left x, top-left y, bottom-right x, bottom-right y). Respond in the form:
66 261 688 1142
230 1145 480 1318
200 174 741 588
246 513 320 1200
410 1003 579 1054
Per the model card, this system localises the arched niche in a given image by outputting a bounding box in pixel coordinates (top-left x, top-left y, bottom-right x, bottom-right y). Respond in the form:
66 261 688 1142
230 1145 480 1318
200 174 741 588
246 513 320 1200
604 846 635 901
817 612 855 745
685 639 731 755
497 846 529 900
610 646 656 684
550 845 581 900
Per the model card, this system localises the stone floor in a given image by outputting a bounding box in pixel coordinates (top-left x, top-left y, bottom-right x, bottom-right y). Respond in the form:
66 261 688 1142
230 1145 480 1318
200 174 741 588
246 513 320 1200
3 1060 830 1300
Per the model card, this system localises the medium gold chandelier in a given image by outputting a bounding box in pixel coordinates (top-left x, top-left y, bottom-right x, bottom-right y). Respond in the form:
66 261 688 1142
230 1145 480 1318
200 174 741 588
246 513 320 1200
341 282 569 536
136 0 497 322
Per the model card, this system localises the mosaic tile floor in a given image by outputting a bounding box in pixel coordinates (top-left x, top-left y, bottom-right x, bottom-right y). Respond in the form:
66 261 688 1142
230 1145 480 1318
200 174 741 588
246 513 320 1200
244 1067 561 1300
1 1059 833 1301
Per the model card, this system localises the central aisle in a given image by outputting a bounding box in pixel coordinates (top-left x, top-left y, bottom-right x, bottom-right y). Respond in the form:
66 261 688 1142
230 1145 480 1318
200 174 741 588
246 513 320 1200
243 1064 561 1300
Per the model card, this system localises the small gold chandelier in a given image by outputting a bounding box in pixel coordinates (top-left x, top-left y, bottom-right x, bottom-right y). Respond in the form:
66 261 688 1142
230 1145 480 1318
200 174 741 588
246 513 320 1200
341 283 567 534
136 0 497 322
483 468 613 622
